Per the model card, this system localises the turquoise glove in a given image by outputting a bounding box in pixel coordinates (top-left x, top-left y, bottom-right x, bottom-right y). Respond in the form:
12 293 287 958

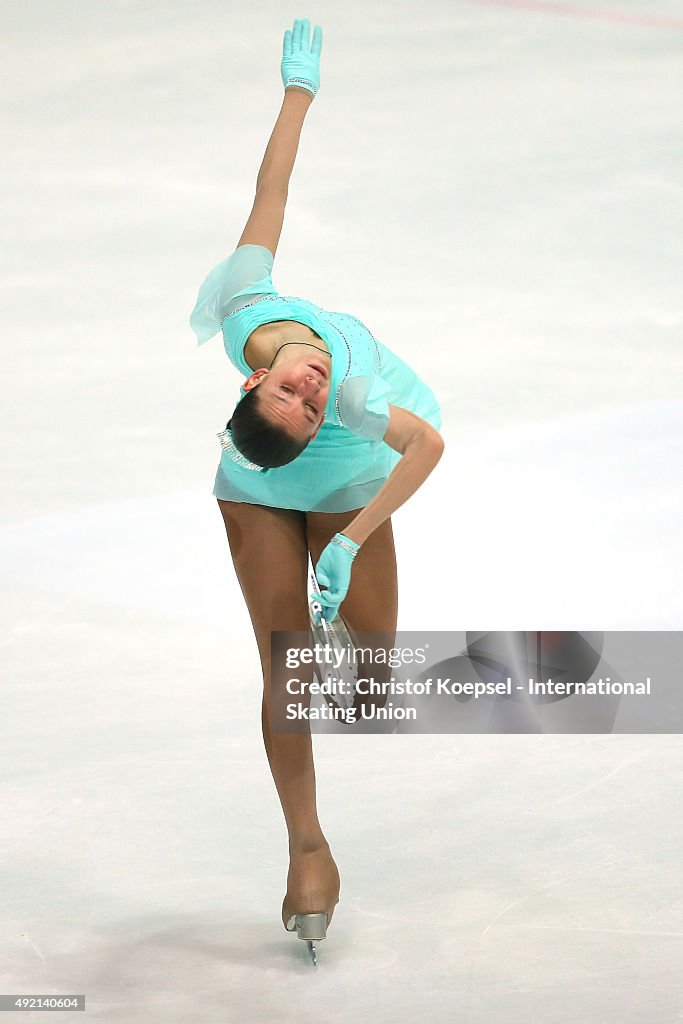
280 18 323 98
311 532 360 623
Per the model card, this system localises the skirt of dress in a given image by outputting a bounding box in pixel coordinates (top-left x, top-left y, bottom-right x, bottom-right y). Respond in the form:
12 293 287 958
212 423 402 512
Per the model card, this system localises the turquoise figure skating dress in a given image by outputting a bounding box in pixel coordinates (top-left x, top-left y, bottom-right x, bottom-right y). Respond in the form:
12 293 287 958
189 244 442 512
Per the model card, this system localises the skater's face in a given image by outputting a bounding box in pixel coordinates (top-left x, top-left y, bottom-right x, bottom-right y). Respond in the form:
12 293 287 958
243 347 330 443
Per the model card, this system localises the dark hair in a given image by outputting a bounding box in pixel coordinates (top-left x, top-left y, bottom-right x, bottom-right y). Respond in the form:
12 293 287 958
228 386 310 469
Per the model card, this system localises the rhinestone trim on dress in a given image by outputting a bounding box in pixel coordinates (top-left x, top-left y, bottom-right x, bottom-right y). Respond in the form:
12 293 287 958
317 316 352 426
217 427 267 472
221 294 316 323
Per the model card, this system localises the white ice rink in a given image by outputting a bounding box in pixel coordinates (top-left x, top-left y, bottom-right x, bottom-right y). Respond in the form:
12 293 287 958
2 1 682 1020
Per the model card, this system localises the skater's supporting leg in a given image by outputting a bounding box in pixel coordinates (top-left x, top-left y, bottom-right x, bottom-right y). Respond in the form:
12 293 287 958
216 498 324 845
216 499 340 926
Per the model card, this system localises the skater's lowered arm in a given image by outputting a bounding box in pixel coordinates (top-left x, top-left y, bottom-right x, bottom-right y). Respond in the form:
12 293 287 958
236 89 313 256
342 406 445 548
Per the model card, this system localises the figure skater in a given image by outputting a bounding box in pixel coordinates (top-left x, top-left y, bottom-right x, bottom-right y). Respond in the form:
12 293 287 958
189 18 445 961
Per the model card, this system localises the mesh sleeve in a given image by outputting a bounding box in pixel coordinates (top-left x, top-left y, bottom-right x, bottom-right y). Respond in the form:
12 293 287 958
189 244 277 346
337 374 393 442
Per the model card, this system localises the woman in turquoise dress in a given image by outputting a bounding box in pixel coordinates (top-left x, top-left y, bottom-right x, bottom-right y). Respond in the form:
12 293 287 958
189 19 444 959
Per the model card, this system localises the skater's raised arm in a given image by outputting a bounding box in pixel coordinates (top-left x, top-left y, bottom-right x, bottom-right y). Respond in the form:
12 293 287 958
236 19 322 255
236 92 312 256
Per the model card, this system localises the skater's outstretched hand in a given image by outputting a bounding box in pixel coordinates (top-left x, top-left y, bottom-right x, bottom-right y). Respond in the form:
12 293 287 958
311 533 360 623
281 18 323 98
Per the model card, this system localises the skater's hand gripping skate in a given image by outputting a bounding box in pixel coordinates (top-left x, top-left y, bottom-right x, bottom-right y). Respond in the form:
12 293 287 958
281 18 323 98
311 532 360 623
